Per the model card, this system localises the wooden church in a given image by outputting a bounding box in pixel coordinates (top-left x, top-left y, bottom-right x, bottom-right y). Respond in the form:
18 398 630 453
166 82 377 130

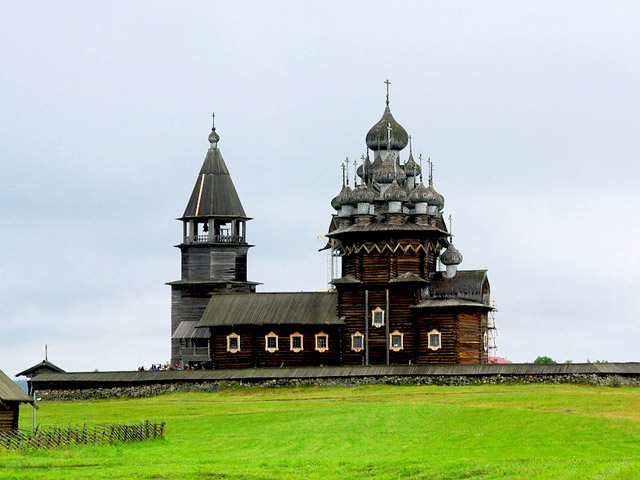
170 87 492 369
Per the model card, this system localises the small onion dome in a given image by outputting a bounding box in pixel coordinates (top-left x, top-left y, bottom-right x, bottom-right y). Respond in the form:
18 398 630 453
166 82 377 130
441 243 463 266
383 180 408 202
409 182 432 203
352 184 376 204
425 184 445 211
330 185 353 210
356 157 373 179
404 153 421 176
365 106 409 151
373 152 407 184
208 128 220 147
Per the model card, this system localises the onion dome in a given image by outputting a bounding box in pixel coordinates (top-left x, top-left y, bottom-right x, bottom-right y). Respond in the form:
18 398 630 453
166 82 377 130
409 182 432 203
383 180 408 202
330 185 353 210
208 128 220 147
425 184 445 210
356 154 373 179
404 153 421 177
352 184 376 204
373 152 406 184
365 106 409 151
441 243 463 266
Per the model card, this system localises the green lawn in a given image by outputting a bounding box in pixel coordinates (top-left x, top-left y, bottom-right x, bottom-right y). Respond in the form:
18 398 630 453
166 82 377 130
2 383 640 479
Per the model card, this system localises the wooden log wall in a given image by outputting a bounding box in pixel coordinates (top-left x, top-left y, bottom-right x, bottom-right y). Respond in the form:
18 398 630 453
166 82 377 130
456 311 488 364
387 289 418 365
415 311 458 364
0 404 18 431
181 244 248 282
212 326 341 369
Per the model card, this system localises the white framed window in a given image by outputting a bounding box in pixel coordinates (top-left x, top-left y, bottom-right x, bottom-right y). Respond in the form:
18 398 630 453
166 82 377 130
483 331 488 352
371 307 385 328
290 332 303 353
315 332 329 353
428 329 441 351
351 331 364 352
389 330 404 352
265 332 278 353
226 333 240 353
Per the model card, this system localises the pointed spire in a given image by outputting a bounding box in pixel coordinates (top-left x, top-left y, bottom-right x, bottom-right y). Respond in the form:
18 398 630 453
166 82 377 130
384 79 391 106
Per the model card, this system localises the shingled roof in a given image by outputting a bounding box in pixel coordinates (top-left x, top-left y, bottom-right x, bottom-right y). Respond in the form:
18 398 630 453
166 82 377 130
182 147 246 219
0 369 32 403
427 270 490 304
197 292 342 327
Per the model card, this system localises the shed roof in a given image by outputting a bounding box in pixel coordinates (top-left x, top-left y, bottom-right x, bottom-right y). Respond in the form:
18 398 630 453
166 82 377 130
197 292 341 327
182 147 246 219
29 363 640 387
172 321 211 339
0 369 32 403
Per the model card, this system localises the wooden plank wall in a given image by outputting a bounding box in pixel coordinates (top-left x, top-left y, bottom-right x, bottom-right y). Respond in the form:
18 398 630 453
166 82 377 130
212 326 341 369
457 311 488 364
0 404 18 431
415 311 458 364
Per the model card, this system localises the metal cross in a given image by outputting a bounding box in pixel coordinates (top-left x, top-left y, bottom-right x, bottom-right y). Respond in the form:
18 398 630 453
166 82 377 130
212 112 215 130
419 154 423 183
384 79 391 105
448 214 454 240
386 121 392 151
428 157 433 186
345 157 349 185
353 158 357 186
341 161 346 186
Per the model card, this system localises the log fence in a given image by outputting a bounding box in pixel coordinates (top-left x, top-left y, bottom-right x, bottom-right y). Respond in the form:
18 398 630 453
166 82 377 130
0 420 165 450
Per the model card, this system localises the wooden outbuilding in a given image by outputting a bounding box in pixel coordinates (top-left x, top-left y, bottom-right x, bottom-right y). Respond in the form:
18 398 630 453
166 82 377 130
0 369 33 430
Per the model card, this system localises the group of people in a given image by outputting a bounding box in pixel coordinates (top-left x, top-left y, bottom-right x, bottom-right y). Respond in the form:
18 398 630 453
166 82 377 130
136 363 199 371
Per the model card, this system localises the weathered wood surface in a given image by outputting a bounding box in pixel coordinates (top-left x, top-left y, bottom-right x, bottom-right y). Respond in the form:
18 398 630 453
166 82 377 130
0 420 165 450
30 363 640 391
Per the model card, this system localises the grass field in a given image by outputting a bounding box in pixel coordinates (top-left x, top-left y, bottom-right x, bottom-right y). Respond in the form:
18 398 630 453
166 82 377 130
1 383 640 479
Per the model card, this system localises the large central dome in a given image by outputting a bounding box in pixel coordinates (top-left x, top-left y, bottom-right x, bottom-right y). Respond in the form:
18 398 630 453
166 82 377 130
365 105 409 151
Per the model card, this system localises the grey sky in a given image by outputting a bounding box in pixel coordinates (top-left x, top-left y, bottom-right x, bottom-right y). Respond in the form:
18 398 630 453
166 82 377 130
2 1 639 375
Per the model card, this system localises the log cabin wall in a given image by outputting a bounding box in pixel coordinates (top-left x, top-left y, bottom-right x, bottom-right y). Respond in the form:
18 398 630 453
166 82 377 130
212 326 341 369
181 244 250 282
388 289 418 365
415 311 458 364
456 311 488 364
339 289 366 365
0 403 18 430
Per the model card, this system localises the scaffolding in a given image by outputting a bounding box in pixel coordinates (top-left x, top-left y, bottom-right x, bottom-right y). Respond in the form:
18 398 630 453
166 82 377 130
487 299 498 359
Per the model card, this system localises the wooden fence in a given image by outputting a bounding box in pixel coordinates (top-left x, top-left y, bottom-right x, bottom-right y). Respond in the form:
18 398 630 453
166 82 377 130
0 420 165 450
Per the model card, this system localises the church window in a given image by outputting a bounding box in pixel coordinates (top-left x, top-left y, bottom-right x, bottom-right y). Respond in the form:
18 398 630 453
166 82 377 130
428 329 441 351
290 333 303 353
351 332 364 352
371 307 385 328
315 332 329 352
390 330 404 352
265 332 278 353
227 333 240 353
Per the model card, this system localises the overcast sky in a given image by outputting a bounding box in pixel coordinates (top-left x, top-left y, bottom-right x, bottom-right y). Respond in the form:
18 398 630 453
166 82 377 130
2 1 639 376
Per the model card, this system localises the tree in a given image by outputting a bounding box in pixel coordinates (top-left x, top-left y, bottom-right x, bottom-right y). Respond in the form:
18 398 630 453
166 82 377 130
533 356 556 364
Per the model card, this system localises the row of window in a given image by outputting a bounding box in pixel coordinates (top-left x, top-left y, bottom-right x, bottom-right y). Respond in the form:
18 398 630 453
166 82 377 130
225 329 442 353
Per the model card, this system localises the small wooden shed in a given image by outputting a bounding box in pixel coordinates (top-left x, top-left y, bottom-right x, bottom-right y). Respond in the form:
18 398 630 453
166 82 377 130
0 369 33 430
